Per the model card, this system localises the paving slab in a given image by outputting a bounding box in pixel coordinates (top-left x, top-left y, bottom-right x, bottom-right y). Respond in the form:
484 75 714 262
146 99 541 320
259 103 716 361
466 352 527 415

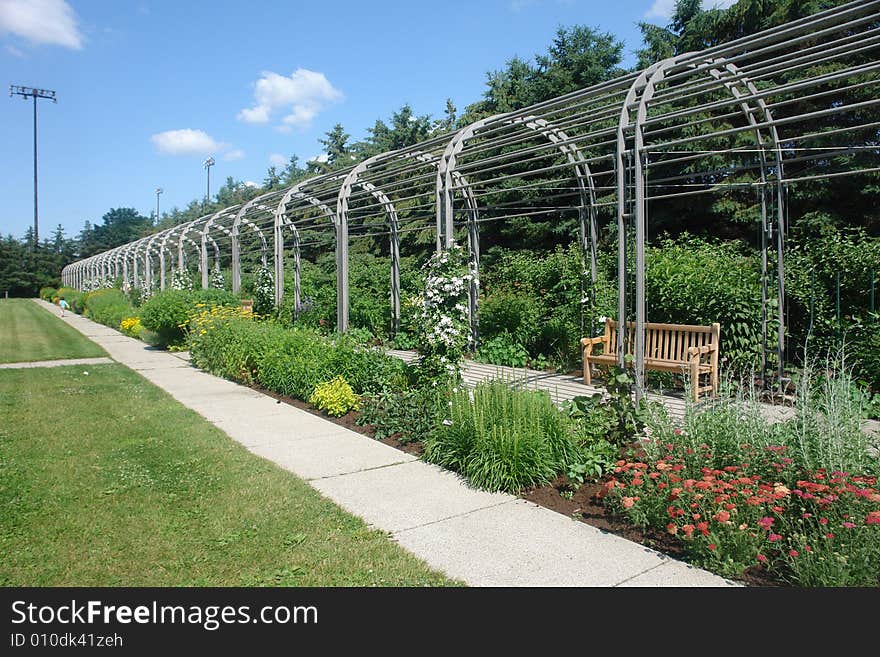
391 498 731 587
248 431 415 480
312 460 512 532
616 560 736 587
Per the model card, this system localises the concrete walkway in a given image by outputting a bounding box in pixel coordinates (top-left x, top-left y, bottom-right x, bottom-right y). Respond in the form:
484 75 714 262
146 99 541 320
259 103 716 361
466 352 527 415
34 299 733 587
0 356 114 369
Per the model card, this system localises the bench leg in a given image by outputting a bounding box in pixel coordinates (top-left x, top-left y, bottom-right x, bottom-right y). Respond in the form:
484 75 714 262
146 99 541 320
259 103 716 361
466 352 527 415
583 358 592 386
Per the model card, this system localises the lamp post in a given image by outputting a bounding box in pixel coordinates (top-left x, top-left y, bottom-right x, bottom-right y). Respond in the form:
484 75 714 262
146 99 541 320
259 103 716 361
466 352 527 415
155 187 163 223
203 156 215 203
9 85 57 247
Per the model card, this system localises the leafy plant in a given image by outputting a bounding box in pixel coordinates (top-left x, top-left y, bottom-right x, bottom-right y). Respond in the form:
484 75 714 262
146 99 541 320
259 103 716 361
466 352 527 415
563 365 648 446
309 376 360 417
476 332 529 368
358 383 447 443
566 438 617 484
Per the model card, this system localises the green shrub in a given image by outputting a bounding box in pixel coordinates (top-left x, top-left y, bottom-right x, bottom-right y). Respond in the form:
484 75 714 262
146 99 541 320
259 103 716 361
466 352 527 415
83 289 134 329
358 382 447 443
140 289 237 347
424 381 582 493
645 236 763 373
309 376 360 417
187 310 283 384
476 332 530 368
39 287 57 301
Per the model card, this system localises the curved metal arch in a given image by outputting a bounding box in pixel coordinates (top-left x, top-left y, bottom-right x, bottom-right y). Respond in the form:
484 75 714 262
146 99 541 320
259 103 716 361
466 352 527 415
230 193 275 294
200 207 238 288
619 54 786 398
176 214 211 274
273 182 338 312
437 112 603 345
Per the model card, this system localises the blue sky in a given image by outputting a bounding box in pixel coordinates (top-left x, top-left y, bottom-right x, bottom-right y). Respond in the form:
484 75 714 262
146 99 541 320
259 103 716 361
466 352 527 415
0 0 734 241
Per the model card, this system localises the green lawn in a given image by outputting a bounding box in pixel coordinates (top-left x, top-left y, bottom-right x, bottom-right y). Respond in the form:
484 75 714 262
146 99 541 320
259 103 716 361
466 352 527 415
0 364 456 586
0 299 107 363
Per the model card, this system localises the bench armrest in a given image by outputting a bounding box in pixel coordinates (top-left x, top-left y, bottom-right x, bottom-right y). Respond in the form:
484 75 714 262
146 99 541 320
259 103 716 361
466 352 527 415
581 336 607 357
687 344 716 358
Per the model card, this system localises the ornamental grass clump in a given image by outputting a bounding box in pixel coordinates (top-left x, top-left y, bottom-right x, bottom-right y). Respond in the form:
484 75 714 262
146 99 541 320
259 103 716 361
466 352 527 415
309 376 360 417
424 381 581 493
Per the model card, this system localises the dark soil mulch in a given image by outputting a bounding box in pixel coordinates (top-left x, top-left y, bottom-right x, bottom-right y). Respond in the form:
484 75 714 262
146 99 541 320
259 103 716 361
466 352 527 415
249 380 778 586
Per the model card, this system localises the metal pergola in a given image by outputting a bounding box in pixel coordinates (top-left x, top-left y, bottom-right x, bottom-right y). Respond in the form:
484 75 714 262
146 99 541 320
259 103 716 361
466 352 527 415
62 0 880 399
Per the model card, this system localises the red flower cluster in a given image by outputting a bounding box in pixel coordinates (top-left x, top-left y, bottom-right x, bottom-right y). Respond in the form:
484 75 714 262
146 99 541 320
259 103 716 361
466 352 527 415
603 443 880 575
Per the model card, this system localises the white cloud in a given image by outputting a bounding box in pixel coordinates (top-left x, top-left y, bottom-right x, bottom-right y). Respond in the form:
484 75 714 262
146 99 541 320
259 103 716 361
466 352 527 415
223 149 245 162
268 153 287 167
5 43 22 56
645 0 736 20
308 153 329 164
238 69 343 130
0 0 83 49
151 129 222 156
644 0 675 19
244 181 260 188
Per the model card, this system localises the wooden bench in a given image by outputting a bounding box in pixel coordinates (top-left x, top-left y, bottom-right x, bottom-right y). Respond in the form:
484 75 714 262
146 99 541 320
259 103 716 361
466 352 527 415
240 299 254 314
580 319 720 401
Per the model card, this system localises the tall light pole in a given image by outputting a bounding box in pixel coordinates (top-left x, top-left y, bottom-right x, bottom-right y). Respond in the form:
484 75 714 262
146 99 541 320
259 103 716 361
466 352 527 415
155 187 163 223
203 156 215 203
9 85 57 247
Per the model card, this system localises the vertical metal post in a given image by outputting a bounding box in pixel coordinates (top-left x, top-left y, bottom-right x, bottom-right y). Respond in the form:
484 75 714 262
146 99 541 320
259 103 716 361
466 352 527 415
231 228 240 294
336 216 349 332
33 94 38 245
293 230 302 322
776 184 786 383
390 213 400 336
200 230 209 289
760 184 769 383
273 213 284 308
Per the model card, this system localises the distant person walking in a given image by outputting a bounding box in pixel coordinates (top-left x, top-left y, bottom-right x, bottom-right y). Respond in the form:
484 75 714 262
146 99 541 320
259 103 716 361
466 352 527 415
59 297 69 317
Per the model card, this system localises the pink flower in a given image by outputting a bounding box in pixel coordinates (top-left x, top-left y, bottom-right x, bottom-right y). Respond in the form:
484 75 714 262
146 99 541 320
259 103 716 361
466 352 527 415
707 544 717 551
824 533 834 539
713 511 731 523
768 533 783 542
622 496 636 509
788 550 799 558
842 522 856 529
865 511 880 525
757 517 774 530
756 554 767 563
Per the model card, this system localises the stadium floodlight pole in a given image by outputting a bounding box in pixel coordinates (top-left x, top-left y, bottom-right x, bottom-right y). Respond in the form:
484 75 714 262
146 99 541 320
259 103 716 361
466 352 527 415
9 85 57 247
203 156 215 203
155 187 163 223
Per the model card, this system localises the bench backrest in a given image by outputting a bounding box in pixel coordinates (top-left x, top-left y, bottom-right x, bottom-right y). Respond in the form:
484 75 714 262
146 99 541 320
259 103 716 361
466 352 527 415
604 320 720 363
